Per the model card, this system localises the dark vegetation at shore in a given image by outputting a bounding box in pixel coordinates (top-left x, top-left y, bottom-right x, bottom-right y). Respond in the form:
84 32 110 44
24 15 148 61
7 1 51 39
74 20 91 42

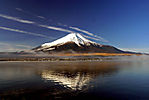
0 57 113 61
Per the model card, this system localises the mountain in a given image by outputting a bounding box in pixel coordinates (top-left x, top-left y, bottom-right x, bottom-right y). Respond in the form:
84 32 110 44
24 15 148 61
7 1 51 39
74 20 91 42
33 33 125 53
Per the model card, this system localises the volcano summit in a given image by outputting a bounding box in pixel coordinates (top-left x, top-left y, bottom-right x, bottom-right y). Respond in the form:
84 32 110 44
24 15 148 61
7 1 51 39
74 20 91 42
33 33 124 53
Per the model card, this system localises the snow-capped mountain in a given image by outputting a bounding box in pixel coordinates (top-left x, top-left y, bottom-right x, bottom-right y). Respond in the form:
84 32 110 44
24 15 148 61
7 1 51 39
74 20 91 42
40 33 99 48
33 33 124 53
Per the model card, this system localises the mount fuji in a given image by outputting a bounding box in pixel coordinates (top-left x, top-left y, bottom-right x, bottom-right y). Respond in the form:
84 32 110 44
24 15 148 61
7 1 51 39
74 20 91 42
33 33 124 53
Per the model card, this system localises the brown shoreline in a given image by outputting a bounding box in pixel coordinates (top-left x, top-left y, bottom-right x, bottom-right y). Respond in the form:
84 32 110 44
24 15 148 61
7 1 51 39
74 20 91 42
57 53 142 56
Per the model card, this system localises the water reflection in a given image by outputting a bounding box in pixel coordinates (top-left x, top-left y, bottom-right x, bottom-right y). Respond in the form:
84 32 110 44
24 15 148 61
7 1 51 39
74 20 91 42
0 61 129 99
42 70 91 90
40 62 120 90
0 59 149 99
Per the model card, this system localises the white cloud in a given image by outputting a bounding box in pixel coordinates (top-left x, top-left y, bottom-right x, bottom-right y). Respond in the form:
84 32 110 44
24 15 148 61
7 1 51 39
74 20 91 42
120 48 149 53
39 25 73 33
15 44 32 48
16 8 23 11
69 26 93 35
0 13 108 43
69 26 108 42
16 8 46 19
80 34 100 41
0 26 53 38
0 14 34 24
0 13 73 33
14 9 108 42
0 42 32 52
0 42 10 46
37 16 45 19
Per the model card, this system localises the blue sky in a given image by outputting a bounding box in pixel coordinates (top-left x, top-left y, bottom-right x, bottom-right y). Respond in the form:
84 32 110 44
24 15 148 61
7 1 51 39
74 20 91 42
0 0 149 53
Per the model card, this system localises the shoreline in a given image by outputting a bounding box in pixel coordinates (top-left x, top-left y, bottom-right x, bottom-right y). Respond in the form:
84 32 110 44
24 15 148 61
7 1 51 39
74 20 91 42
0 57 109 61
0 54 143 62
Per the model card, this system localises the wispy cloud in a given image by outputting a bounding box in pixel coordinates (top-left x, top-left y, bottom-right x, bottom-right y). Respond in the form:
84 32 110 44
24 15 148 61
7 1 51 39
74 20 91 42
16 8 23 11
0 12 108 42
69 26 108 42
15 8 66 27
15 8 108 42
0 13 73 33
0 26 52 38
0 42 10 46
69 27 93 36
15 44 32 48
37 16 45 19
39 25 73 33
0 14 34 24
0 42 32 52
80 33 100 41
16 8 46 19
120 48 149 53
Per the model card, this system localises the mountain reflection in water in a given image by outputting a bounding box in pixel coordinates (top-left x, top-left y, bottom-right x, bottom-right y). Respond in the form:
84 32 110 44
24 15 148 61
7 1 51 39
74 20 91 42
40 62 119 90
0 59 148 100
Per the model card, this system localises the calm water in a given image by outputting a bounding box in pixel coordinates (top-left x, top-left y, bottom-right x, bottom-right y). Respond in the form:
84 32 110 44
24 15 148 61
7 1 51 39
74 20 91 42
0 56 149 100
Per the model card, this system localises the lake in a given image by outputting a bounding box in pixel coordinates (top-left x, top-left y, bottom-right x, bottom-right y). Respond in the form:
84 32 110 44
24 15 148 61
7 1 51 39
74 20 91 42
0 56 149 100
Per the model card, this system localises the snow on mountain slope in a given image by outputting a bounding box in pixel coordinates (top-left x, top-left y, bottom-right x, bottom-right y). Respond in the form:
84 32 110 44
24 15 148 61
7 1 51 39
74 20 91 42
33 33 124 53
42 33 100 47
34 33 102 52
